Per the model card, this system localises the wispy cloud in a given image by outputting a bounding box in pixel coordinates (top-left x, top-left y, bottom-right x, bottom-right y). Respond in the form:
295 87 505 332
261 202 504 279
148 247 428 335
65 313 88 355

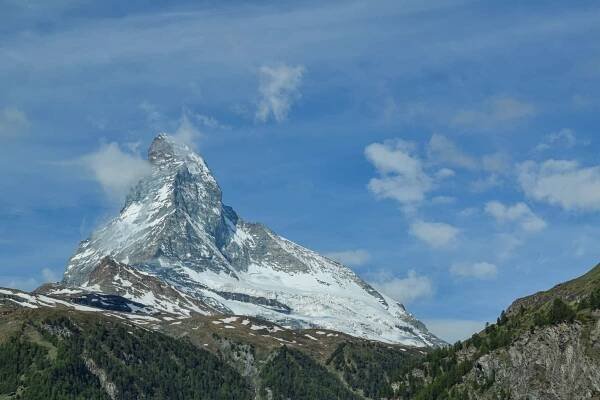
453 96 535 128
0 107 29 137
468 152 512 192
139 101 165 130
41 267 60 283
369 270 434 304
450 262 498 280
139 102 227 142
534 128 584 152
256 64 305 122
193 113 230 130
427 134 477 170
173 114 202 147
481 152 511 174
485 201 547 232
409 220 460 248
324 249 371 267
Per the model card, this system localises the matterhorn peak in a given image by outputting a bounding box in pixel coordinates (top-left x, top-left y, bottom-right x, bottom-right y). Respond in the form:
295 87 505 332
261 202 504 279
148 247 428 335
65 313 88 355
147 133 215 180
62 134 443 346
148 133 190 163
148 133 180 163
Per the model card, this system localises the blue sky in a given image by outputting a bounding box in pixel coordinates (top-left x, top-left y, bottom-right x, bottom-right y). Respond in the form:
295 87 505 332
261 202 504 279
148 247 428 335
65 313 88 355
2 0 600 342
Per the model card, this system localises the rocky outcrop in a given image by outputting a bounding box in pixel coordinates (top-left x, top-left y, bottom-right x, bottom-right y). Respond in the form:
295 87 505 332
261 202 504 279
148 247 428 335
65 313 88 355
461 319 600 399
84 357 118 400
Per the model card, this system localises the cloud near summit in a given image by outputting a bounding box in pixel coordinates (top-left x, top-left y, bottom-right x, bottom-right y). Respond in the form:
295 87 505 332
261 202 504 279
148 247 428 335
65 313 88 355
81 142 152 202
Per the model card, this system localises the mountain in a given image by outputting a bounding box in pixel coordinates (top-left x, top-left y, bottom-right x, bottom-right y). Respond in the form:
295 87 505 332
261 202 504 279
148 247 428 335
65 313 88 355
59 133 441 347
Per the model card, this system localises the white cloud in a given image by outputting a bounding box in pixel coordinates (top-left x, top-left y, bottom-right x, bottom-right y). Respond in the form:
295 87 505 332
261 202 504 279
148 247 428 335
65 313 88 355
81 142 152 202
139 102 225 136
435 168 455 179
370 270 434 304
518 159 600 211
534 128 579 152
256 64 305 122
41 267 60 283
423 319 487 343
427 134 477 169
485 201 547 232
365 139 432 209
409 220 460 248
0 106 30 137
450 262 498 280
194 113 230 130
453 96 535 128
324 249 371 267
173 114 202 147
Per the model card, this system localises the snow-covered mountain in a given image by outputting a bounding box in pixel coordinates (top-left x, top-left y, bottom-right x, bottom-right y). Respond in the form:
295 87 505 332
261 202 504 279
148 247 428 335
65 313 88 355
62 134 443 347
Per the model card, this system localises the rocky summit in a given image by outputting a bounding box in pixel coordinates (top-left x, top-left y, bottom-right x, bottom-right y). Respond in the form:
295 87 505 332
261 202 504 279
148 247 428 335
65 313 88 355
60 134 443 347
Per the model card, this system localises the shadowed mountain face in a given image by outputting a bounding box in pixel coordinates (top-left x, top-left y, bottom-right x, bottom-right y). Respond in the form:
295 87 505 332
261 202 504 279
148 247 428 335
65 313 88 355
61 134 443 347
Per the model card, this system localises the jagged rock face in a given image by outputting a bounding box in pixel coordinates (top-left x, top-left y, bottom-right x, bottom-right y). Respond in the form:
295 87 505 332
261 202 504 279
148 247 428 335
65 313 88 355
65 134 235 284
463 321 600 399
63 134 443 346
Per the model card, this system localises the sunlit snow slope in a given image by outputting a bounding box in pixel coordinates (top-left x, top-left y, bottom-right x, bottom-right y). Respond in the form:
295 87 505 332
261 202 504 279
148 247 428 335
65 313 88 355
63 134 443 346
